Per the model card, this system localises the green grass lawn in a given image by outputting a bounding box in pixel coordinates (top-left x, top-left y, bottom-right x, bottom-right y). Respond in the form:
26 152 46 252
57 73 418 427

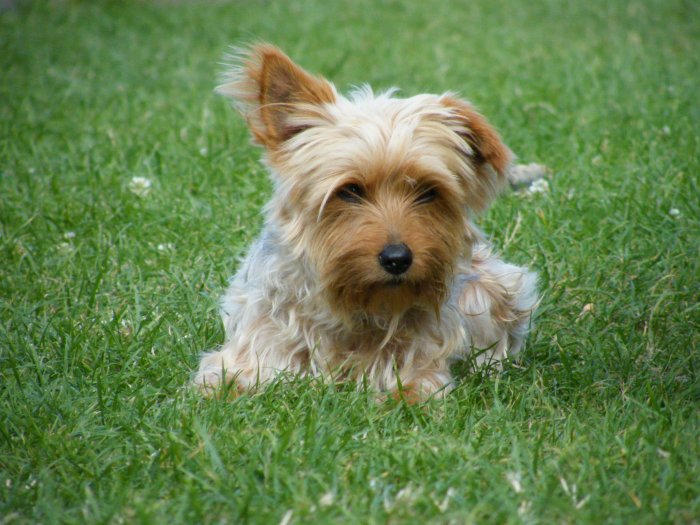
2 0 699 523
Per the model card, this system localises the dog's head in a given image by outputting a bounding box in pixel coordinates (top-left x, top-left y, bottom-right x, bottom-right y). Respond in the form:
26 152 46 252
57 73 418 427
217 44 512 319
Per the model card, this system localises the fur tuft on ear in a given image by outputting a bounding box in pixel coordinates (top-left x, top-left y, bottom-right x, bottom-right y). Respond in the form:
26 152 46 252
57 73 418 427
440 96 513 211
216 43 337 148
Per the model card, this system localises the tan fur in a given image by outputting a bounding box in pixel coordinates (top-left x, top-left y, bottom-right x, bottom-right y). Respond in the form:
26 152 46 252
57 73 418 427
216 44 337 148
196 44 539 400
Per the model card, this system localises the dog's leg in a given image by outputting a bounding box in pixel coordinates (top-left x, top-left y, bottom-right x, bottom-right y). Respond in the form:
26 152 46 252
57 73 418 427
195 335 311 397
454 245 538 366
194 308 311 397
194 231 316 396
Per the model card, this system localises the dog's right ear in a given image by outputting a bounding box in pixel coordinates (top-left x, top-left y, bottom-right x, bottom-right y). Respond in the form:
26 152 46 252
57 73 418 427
216 43 337 148
439 96 513 212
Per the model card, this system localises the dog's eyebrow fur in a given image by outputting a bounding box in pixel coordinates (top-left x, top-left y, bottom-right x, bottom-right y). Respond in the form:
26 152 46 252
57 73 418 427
317 181 344 222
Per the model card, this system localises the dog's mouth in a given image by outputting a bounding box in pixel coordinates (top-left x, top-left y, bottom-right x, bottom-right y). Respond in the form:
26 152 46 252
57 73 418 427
383 277 405 288
326 274 447 318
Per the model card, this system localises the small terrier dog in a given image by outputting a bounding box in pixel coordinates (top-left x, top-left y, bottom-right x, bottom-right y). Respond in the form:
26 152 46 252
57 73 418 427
195 43 538 401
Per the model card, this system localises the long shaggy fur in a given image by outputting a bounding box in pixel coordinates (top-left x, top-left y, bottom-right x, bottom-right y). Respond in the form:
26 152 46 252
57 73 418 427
195 44 538 400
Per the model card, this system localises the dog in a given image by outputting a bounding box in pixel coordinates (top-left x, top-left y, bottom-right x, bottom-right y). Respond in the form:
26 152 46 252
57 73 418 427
194 43 539 401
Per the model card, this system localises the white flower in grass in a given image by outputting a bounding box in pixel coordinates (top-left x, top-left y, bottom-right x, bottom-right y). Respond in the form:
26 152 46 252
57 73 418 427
129 176 152 197
157 243 175 252
662 125 671 135
63 231 76 240
199 147 209 157
57 242 74 253
669 208 680 217
525 178 549 195
506 471 523 494
318 491 335 507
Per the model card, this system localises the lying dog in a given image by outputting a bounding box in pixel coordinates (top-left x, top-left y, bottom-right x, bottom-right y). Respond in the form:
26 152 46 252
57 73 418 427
195 44 539 401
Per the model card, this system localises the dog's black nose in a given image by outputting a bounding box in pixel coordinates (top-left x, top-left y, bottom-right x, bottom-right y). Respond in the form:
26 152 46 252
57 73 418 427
378 243 413 275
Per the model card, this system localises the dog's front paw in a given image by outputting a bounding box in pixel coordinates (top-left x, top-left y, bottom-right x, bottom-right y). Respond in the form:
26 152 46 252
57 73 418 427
193 369 228 397
389 371 454 403
194 347 252 397
194 365 245 398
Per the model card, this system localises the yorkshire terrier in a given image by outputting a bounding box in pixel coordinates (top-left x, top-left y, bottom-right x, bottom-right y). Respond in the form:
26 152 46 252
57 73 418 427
195 43 539 401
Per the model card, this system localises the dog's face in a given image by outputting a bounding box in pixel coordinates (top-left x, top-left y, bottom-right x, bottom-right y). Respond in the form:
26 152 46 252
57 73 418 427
217 45 511 319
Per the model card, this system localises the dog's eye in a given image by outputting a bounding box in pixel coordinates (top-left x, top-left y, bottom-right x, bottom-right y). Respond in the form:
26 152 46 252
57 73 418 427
415 187 438 204
336 183 365 203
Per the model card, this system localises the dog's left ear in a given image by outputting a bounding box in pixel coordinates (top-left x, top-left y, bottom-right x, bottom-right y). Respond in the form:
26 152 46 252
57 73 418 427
216 43 337 149
440 96 513 211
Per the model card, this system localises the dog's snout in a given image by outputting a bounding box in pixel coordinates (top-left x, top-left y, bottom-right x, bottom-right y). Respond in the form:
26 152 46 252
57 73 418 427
378 243 413 275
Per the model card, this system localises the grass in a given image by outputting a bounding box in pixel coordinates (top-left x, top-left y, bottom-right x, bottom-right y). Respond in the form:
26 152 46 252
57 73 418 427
1 0 699 523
